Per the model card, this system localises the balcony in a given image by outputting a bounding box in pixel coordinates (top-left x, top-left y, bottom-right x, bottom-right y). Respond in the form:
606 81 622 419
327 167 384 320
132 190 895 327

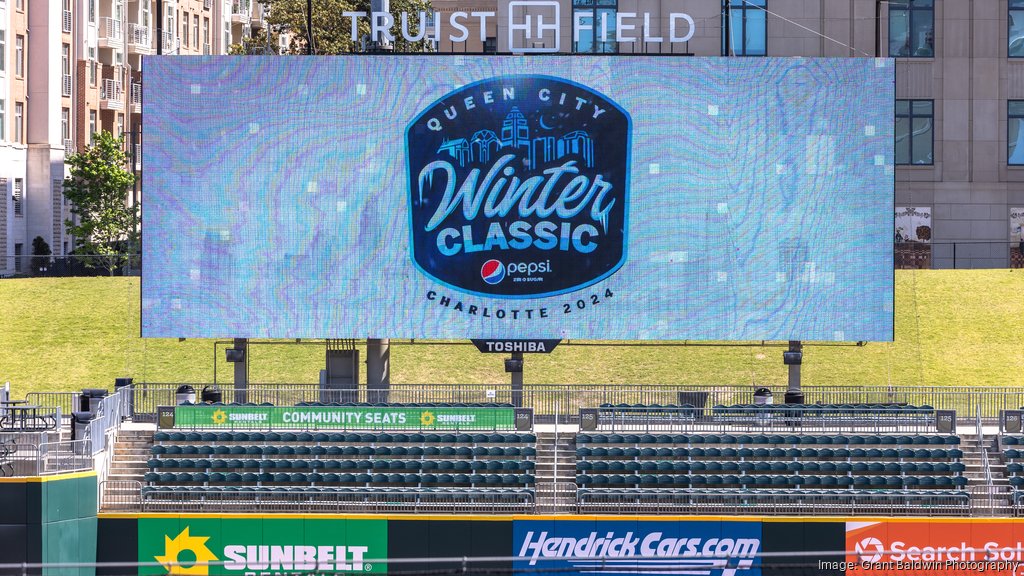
231 0 250 23
161 31 180 53
100 79 124 110
250 4 265 28
99 17 123 48
204 0 212 9
62 9 73 33
130 82 142 113
127 23 153 55
62 74 72 97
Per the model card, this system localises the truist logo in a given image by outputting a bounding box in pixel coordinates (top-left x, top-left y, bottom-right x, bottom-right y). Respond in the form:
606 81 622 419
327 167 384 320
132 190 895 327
407 75 631 298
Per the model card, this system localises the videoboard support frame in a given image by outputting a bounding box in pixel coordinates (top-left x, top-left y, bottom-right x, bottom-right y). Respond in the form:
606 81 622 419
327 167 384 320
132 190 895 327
785 340 803 404
366 339 390 402
233 338 248 403
510 352 524 408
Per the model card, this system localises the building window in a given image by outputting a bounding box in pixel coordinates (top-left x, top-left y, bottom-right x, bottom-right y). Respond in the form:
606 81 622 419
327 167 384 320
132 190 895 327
62 108 70 142
182 11 189 48
483 37 497 53
62 43 71 97
1009 101 1024 165
14 102 22 144
722 0 767 56
193 15 199 49
62 0 72 33
15 35 24 77
1012 1 1024 57
13 178 23 216
14 244 22 273
0 30 6 73
895 99 933 165
89 0 95 23
0 99 5 141
889 0 934 58
573 0 617 54
15 0 23 11
116 113 123 137
89 110 97 145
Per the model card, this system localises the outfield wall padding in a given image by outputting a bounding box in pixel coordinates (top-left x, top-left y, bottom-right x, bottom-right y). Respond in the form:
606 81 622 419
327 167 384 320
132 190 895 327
0 473 97 576
100 514 1024 576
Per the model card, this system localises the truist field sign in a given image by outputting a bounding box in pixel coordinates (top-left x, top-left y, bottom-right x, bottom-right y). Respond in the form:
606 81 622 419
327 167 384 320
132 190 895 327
340 4 696 54
407 76 630 298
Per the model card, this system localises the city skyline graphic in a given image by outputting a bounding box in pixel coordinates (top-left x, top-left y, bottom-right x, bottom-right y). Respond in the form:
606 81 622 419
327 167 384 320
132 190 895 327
436 106 595 170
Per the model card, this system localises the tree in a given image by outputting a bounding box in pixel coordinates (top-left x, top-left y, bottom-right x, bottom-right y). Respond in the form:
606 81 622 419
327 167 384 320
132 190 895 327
232 0 434 55
63 131 137 276
31 236 51 276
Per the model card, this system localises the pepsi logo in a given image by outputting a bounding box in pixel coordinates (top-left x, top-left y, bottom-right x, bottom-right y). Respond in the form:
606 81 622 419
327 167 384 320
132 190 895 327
481 260 506 285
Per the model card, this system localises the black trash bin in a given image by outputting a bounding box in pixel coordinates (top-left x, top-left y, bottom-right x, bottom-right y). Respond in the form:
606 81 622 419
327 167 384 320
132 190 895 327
753 388 773 405
201 386 223 404
175 385 196 405
71 411 93 441
784 391 805 405
114 377 133 390
79 389 108 413
753 388 773 424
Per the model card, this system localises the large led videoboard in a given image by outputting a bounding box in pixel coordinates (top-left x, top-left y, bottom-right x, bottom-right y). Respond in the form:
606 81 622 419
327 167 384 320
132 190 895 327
142 56 894 341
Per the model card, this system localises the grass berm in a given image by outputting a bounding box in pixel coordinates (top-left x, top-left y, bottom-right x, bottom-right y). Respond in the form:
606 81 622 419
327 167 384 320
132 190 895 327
1 271 1022 396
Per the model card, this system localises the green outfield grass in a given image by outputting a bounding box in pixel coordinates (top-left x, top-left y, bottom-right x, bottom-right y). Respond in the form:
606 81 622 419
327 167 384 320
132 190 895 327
1 271 1022 397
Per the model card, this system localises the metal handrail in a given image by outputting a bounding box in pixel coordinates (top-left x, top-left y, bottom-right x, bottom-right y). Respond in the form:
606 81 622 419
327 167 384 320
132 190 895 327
127 382 1024 424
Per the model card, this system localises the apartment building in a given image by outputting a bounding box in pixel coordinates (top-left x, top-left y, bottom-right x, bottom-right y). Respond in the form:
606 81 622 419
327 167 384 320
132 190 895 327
0 0 263 275
426 0 1024 269
4 1 1021 272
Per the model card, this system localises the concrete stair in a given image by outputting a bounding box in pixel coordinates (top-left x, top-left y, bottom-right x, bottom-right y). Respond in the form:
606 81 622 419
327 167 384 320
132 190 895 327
534 431 576 513
959 432 1013 516
100 428 152 511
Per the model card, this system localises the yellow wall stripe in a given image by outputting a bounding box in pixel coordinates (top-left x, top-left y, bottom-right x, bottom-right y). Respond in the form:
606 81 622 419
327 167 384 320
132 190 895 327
0 470 96 483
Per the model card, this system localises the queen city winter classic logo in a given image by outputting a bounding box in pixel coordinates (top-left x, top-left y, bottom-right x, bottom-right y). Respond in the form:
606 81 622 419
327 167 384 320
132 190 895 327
407 75 631 298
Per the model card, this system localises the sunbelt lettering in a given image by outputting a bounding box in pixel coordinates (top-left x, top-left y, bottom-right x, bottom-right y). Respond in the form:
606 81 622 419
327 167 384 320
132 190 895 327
519 531 759 575
437 414 476 423
223 545 368 572
230 413 268 422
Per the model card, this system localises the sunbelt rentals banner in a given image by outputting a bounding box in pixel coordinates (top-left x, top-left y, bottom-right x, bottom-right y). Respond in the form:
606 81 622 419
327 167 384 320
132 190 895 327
139 517 387 575
173 405 515 430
